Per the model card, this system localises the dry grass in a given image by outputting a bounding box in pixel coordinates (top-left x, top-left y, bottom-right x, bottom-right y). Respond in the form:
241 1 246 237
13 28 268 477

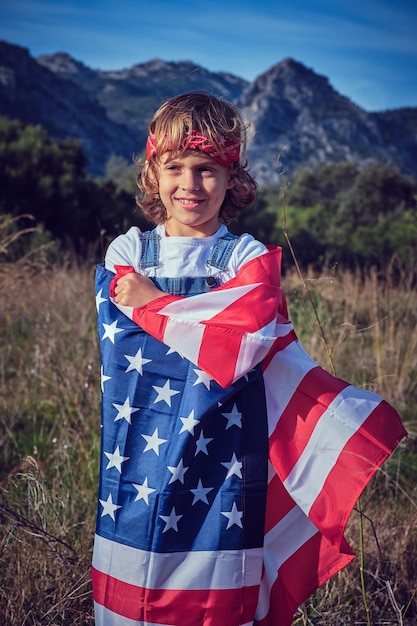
0 219 416 624
0 219 99 623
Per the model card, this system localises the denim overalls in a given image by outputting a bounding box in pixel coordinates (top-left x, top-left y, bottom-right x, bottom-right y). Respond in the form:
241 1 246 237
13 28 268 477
136 228 241 296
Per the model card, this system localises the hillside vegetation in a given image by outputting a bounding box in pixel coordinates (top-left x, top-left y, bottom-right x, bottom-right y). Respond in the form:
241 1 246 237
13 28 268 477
1 117 416 271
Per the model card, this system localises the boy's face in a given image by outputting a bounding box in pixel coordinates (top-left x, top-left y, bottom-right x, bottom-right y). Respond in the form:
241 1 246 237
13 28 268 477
158 150 234 237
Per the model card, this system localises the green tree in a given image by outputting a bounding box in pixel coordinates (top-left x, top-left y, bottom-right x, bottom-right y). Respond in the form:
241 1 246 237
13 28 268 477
104 154 139 196
286 162 359 212
231 186 283 246
282 160 417 268
0 117 147 256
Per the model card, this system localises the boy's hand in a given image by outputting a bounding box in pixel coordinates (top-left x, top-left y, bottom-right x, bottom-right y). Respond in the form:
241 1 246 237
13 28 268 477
114 272 166 308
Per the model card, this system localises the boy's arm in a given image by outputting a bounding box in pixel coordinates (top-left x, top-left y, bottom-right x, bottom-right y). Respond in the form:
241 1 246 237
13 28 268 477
113 270 167 308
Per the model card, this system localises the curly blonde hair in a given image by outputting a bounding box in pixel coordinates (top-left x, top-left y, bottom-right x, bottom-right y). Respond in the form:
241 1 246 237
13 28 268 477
136 91 257 225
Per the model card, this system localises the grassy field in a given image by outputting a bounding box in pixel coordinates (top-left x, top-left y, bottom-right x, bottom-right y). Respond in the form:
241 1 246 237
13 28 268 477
0 226 416 625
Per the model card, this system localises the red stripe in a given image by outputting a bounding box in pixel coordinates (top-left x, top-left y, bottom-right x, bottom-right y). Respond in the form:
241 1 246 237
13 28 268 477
256 532 354 626
261 330 297 371
111 265 136 297
132 301 171 341
217 247 282 291
197 324 242 389
92 567 259 625
353 398 406 455
269 367 349 481
264 473 297 535
202 283 280 332
308 400 406 545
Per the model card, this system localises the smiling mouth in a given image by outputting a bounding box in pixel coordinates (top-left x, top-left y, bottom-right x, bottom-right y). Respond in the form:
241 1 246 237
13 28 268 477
176 198 203 208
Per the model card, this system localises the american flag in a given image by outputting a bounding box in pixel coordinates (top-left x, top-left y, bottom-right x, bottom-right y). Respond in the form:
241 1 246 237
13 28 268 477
93 248 406 626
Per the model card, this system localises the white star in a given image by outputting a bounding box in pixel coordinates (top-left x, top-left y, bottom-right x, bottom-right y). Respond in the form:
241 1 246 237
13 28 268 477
99 493 121 521
221 501 243 529
124 347 151 375
167 458 188 484
193 368 213 390
104 445 129 473
221 404 242 430
101 365 111 392
133 477 156 505
152 379 180 406
190 479 213 505
166 346 185 358
195 430 213 456
221 452 243 479
112 397 140 424
96 288 107 312
102 320 124 344
179 409 199 435
159 506 183 533
142 427 167 455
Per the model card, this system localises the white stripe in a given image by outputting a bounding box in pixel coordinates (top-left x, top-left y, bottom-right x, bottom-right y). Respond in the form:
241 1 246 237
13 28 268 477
109 297 134 320
273 320 296 338
93 534 263 590
162 318 205 362
267 460 276 484
233 325 277 382
284 385 382 513
255 506 318 620
263 341 317 434
156 283 261 320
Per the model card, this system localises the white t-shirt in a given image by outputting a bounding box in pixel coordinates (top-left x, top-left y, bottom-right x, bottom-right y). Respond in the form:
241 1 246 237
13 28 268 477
105 224 267 285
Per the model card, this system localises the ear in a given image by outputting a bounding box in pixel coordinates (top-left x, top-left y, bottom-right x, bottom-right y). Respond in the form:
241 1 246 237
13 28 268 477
147 160 160 191
226 172 235 190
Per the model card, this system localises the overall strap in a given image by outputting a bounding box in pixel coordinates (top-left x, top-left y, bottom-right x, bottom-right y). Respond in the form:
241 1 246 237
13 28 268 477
206 232 240 271
137 229 161 269
138 229 240 272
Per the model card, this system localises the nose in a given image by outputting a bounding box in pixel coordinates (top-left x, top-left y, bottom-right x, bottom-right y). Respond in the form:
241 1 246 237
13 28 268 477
180 169 200 192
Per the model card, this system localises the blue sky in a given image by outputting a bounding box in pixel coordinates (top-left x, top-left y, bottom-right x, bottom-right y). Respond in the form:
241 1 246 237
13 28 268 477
0 0 416 112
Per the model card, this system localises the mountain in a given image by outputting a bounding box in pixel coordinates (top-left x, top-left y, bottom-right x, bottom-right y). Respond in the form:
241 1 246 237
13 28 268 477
0 41 135 175
35 50 247 166
236 59 417 183
1 41 416 184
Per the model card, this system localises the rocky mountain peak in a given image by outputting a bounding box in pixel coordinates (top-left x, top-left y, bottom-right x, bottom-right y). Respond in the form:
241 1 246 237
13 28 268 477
236 58 385 183
238 57 352 115
36 52 95 81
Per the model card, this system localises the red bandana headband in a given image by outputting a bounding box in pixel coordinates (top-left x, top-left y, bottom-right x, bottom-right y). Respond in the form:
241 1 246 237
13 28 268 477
146 130 240 167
